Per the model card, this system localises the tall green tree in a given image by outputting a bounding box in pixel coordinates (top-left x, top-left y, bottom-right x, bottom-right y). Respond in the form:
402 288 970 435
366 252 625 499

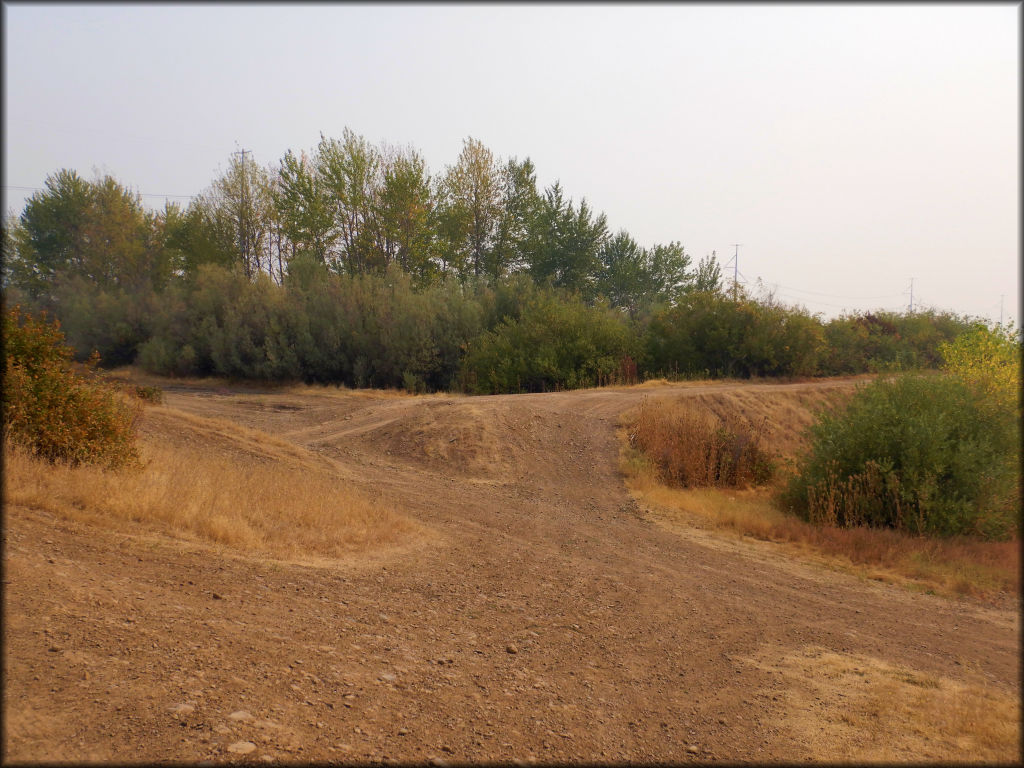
490 157 540 281
6 170 93 297
596 233 698 318
80 176 164 291
274 149 337 266
162 198 237 281
203 151 274 280
527 182 608 298
318 129 383 274
5 170 170 297
693 251 723 293
377 144 437 284
437 137 502 280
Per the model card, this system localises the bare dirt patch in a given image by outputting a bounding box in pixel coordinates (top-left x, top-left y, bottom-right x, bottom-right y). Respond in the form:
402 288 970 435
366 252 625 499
4 376 1019 763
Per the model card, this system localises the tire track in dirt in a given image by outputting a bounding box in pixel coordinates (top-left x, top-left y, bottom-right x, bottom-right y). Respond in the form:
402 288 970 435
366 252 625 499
3 378 1018 762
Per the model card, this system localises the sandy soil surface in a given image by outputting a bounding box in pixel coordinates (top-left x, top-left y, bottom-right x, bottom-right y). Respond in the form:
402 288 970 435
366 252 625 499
4 378 1019 763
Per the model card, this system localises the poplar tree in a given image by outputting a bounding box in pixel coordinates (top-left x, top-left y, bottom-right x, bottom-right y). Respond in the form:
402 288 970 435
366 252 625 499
377 144 437 283
318 129 383 274
274 149 337 266
490 157 541 281
437 137 502 281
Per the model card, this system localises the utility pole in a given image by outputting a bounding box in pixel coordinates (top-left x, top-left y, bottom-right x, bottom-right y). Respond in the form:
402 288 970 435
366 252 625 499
233 148 252 276
730 244 742 301
908 277 914 313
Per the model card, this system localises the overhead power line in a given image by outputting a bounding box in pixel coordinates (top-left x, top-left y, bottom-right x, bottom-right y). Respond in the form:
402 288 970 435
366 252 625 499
2 184 196 201
772 290 904 311
768 282 903 301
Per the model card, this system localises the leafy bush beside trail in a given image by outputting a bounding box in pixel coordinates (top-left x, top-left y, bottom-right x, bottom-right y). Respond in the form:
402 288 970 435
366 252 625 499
3 306 139 468
782 325 1021 540
459 292 637 393
818 309 974 375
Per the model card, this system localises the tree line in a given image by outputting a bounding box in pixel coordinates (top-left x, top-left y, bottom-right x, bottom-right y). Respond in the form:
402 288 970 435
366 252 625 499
1 130 980 392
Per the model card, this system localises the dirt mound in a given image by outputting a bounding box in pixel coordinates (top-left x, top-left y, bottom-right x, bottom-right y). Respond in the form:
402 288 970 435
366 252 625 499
335 400 519 480
4 375 1018 763
652 385 856 459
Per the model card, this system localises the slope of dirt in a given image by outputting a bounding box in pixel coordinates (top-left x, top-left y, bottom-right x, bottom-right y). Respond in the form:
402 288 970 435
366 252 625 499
3 377 1019 763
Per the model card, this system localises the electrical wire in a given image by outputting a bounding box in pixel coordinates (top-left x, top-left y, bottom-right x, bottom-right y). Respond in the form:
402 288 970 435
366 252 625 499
765 281 903 301
3 185 195 200
772 291 901 311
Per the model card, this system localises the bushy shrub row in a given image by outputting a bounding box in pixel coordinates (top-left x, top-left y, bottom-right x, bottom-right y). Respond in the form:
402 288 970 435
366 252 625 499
460 292 636 393
19 262 978 394
134 263 486 391
818 309 972 375
643 291 825 379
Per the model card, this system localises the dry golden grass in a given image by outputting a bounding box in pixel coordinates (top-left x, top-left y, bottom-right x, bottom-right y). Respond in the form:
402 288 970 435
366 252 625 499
633 377 674 388
139 404 331 470
628 396 775 488
4 405 420 561
633 479 1018 599
747 645 1021 762
620 388 1019 600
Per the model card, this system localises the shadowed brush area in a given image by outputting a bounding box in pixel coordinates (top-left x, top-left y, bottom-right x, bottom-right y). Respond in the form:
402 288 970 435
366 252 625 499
4 406 421 561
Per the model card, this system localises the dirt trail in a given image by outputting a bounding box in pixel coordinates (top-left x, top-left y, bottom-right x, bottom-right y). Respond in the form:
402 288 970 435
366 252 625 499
4 378 1019 763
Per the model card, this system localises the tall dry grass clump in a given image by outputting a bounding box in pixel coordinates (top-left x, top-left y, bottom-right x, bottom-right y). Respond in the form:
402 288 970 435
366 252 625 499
4 413 417 560
628 395 774 488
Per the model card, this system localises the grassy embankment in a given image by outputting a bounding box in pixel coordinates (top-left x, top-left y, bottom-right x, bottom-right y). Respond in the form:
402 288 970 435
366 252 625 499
620 387 1019 600
5 392 419 562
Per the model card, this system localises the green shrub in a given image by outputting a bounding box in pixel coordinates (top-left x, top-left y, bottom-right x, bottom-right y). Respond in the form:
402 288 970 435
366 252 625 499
459 290 636 393
782 373 1019 540
135 264 484 391
51 276 156 366
3 306 138 467
642 291 824 379
819 309 974 375
940 321 1021 409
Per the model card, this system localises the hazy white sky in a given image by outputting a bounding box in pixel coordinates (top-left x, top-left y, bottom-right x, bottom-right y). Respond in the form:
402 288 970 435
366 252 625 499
3 3 1019 324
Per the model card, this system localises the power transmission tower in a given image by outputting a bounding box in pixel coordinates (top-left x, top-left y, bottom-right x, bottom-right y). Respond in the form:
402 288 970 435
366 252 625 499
233 147 252 276
729 244 742 301
908 277 914 313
